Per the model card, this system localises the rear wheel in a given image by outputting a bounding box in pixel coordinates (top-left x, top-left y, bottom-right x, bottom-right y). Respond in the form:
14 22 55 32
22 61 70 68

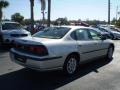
0 35 3 45
107 46 114 59
63 55 79 75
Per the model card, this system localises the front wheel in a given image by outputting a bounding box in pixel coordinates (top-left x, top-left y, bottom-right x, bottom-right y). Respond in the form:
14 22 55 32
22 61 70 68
63 55 78 76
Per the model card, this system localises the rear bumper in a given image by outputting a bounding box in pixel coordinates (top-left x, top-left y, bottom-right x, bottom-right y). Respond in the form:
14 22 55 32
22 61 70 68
10 48 63 71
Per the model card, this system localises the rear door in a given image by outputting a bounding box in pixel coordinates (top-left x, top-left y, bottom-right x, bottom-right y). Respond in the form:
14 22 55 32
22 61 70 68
74 28 98 61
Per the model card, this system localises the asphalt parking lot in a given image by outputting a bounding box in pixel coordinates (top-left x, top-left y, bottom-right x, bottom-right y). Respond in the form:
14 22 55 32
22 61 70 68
0 41 120 90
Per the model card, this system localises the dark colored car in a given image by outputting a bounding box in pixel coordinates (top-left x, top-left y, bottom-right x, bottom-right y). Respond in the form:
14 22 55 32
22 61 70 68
91 27 114 40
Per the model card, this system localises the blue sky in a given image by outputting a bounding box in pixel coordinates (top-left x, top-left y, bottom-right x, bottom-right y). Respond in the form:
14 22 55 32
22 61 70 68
3 0 120 21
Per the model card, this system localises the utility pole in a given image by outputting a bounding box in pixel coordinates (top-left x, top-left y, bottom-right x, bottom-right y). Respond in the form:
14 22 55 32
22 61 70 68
30 0 34 31
41 0 46 25
108 0 110 25
41 11 45 25
47 0 51 27
116 6 118 23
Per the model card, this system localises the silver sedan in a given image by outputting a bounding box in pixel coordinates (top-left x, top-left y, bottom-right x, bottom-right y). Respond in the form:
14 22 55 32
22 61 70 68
10 26 114 75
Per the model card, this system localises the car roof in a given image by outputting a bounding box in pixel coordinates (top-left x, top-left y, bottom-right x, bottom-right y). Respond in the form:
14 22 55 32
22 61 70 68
54 25 91 30
1 21 19 24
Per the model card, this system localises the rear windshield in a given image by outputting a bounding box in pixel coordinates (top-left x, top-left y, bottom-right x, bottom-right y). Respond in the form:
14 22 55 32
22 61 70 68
33 27 70 39
2 23 22 30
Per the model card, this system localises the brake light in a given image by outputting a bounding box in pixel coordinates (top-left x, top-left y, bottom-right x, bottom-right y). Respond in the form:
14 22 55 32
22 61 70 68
30 47 34 52
16 44 22 48
34 47 45 53
29 46 48 56
14 43 48 56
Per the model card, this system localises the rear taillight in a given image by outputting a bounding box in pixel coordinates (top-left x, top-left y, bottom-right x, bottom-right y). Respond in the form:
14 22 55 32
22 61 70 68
30 47 34 52
29 46 48 55
14 43 48 56
34 47 45 53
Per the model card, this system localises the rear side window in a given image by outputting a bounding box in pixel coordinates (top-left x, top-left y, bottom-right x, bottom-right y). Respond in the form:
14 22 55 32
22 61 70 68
75 29 90 40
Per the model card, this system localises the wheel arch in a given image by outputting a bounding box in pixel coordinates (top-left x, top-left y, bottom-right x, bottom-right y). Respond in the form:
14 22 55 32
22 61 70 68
63 52 80 75
109 43 115 51
66 52 80 63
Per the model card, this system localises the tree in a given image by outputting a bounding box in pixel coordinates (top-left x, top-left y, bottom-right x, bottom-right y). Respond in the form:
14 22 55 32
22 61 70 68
30 0 34 29
53 17 69 25
11 13 24 23
115 18 120 28
85 20 107 26
111 18 116 25
23 19 31 25
0 0 9 21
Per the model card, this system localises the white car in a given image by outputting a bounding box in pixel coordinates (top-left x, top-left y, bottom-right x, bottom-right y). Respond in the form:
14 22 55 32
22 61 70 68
0 21 31 44
10 26 114 75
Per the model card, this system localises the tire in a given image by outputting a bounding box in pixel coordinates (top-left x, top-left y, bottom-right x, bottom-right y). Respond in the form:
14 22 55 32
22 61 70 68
0 35 3 45
107 46 114 60
63 55 79 76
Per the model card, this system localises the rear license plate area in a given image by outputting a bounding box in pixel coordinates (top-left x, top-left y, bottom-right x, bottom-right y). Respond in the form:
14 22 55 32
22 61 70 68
15 55 26 63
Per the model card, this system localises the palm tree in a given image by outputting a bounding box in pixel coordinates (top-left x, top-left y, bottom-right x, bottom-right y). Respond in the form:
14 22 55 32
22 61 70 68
30 0 34 31
0 0 9 21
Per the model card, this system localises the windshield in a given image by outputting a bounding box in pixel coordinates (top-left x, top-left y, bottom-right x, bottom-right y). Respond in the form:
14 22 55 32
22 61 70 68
2 23 22 30
33 27 70 39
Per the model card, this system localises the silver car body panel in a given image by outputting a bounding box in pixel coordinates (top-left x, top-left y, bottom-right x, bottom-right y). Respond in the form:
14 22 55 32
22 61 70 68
10 26 114 71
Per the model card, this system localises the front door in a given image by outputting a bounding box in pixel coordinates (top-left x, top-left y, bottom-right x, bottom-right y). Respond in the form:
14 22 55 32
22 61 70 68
88 29 109 57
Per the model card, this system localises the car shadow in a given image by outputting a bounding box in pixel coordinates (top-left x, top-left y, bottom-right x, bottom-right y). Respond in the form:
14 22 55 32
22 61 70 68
0 58 112 90
0 45 11 53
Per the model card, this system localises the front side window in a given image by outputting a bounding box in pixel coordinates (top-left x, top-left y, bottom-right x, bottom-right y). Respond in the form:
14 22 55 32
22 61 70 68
98 27 108 32
89 29 101 40
75 29 90 40
2 23 22 30
33 27 70 39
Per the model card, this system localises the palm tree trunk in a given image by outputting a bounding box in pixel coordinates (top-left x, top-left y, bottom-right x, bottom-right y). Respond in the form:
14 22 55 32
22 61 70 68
30 0 34 32
0 9 2 21
0 8 2 43
47 0 51 27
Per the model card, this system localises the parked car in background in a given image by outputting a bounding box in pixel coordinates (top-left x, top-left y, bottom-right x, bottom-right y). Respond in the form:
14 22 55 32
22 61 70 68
0 21 31 44
99 26 120 40
25 24 36 34
10 26 114 75
25 25 45 35
33 25 46 34
91 27 113 40
97 27 115 39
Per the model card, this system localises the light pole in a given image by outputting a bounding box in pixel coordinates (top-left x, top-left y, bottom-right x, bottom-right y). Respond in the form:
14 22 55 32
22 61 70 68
108 0 110 25
47 0 51 27
116 6 118 23
41 11 47 25
41 0 46 25
30 0 34 31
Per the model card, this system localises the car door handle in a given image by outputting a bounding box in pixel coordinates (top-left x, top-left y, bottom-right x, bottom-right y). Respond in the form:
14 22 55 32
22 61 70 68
94 43 97 45
78 45 82 47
